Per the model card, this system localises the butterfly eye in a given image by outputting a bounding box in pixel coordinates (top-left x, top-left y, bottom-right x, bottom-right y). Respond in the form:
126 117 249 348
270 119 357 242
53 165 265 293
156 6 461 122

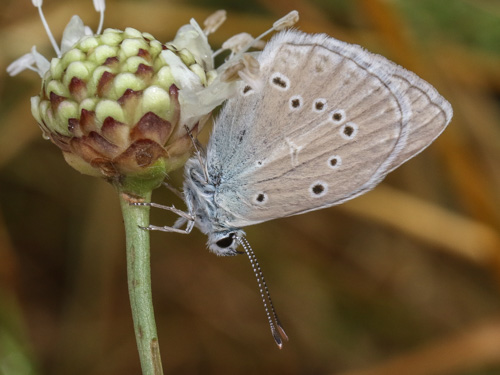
216 233 235 248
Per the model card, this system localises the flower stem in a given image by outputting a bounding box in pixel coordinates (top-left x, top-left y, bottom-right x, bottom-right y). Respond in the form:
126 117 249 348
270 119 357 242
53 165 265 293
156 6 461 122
119 190 164 375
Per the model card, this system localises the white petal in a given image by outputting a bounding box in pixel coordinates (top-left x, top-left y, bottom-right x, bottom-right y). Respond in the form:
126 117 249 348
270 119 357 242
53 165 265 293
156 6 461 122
161 50 203 91
61 15 87 54
178 74 238 128
6 52 36 76
31 46 50 76
84 26 94 36
172 21 213 70
189 18 206 42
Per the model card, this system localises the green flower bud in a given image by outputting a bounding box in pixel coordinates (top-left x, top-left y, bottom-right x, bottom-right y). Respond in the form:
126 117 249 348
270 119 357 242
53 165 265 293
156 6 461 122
31 27 214 183
7 1 296 192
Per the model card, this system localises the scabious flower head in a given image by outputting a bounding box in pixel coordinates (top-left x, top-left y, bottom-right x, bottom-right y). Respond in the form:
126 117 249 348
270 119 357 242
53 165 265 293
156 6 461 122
7 1 298 190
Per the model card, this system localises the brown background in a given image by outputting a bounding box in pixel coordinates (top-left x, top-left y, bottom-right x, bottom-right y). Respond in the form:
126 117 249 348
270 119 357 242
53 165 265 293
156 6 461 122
1 0 499 374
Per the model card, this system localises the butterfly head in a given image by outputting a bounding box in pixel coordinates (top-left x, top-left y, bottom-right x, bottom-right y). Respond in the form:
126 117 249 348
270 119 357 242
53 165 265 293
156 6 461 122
207 229 245 256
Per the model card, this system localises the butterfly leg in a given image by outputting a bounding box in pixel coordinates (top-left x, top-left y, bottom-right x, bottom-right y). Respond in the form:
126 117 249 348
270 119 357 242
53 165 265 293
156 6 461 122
133 202 195 234
144 220 195 235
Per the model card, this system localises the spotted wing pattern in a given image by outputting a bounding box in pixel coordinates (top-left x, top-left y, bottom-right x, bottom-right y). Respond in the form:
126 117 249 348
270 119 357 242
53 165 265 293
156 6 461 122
206 30 452 228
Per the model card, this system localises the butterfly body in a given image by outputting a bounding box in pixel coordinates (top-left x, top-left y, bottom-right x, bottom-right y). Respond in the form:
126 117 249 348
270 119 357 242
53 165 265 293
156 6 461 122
179 30 452 256
183 156 245 255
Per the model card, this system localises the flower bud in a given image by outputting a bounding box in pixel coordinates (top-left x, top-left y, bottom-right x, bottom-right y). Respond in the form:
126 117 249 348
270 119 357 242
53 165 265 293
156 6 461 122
32 27 214 182
9 1 301 192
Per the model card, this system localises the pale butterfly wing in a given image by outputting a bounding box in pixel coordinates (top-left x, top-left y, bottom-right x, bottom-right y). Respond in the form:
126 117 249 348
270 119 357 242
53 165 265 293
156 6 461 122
383 69 452 171
206 30 452 228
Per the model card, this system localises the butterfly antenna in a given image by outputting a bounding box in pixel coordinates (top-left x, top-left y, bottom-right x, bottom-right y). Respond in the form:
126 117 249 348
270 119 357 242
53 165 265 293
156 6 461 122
183 125 209 182
237 236 288 348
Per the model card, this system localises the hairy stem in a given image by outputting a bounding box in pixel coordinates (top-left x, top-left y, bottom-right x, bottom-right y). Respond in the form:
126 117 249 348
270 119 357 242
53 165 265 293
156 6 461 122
119 191 163 375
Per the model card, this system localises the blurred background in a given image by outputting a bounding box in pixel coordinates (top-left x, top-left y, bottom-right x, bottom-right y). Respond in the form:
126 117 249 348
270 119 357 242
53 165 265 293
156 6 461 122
1 0 499 374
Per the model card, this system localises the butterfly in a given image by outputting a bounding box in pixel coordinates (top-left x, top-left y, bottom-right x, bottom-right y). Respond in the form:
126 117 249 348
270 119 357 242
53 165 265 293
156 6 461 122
139 29 453 347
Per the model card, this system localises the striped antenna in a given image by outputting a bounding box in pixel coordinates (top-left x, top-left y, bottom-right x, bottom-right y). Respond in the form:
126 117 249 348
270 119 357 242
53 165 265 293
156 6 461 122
237 236 288 348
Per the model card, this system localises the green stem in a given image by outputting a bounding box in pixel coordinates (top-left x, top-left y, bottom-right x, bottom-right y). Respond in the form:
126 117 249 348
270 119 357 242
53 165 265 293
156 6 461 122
119 191 164 375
